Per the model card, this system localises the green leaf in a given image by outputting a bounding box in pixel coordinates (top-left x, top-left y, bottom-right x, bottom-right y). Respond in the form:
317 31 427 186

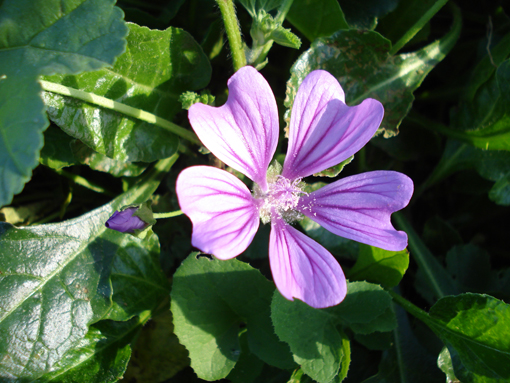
39 125 78 170
124 311 190 382
449 59 510 151
340 0 398 30
43 23 211 163
271 281 394 383
465 32 510 101
333 282 396 334
71 140 148 177
376 0 449 53
285 9 460 137
103 230 169 321
393 213 461 303
363 302 444 383
171 254 295 381
269 24 302 49
227 330 265 383
39 317 142 383
0 0 127 207
0 155 176 380
423 140 510 205
313 156 354 178
286 0 349 41
348 244 409 288
438 346 505 383
271 293 349 383
446 245 492 292
428 294 510 380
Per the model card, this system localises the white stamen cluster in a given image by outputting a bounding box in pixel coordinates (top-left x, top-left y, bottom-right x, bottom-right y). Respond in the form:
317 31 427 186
255 175 307 224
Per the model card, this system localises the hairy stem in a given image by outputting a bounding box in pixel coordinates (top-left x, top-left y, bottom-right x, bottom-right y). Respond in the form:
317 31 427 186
40 80 201 146
216 0 246 71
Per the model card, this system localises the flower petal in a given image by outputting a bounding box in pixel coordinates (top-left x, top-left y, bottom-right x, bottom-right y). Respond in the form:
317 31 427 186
188 66 279 191
282 70 384 179
176 166 260 259
298 171 413 251
269 219 347 308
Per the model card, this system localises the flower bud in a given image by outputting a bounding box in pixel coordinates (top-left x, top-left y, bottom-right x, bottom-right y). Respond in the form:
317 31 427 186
105 201 156 238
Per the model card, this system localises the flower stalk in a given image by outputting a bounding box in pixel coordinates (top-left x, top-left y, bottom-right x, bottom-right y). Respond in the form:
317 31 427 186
216 0 246 71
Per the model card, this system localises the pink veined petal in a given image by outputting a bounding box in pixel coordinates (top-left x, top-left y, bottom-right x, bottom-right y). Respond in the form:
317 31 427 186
176 166 260 260
269 219 347 309
188 66 279 191
282 70 384 180
298 171 414 251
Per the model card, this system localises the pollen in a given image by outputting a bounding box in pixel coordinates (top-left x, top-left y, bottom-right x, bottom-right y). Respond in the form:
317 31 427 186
255 176 307 224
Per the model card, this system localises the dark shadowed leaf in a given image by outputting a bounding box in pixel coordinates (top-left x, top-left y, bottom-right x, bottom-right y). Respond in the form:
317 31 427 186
286 0 349 41
124 310 190 383
340 0 398 30
450 59 510 151
363 302 444 383
377 0 448 50
285 9 460 137
71 141 148 177
0 0 127 207
423 140 510 205
39 125 78 169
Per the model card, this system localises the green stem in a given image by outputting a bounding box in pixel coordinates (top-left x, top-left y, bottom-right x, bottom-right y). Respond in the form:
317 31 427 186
393 213 446 300
388 290 432 324
39 80 201 146
153 210 183 219
389 0 449 55
216 0 246 71
54 169 116 197
415 142 468 199
275 0 295 24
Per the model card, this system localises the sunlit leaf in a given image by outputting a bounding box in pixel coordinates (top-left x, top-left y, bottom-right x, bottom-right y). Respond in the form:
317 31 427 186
272 281 394 383
171 254 295 381
0 0 127 207
43 23 211 163
0 156 176 380
348 244 409 288
428 294 510 380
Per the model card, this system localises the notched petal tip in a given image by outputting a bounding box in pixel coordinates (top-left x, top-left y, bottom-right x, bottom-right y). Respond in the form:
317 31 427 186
176 166 260 260
269 221 347 309
300 170 414 252
188 66 279 190
283 72 384 180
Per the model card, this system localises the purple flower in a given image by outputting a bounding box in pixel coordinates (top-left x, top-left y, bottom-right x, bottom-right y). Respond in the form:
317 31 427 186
176 66 413 308
106 207 147 233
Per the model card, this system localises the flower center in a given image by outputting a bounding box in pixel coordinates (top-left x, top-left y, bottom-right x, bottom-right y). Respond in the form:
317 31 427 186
255 176 307 224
